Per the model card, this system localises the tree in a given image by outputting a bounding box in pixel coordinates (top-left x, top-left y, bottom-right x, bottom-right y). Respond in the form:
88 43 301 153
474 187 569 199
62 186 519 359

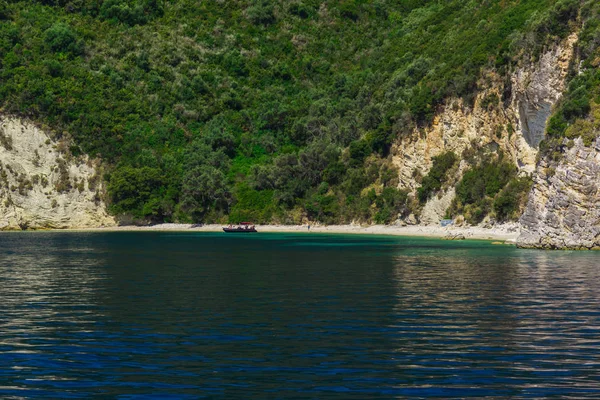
246 1 275 25
100 0 146 25
179 139 231 221
107 166 164 218
0 1 10 20
44 23 83 55
181 165 230 221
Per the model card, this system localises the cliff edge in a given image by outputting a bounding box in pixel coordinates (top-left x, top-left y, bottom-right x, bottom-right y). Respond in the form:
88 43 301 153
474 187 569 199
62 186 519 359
518 138 600 249
0 115 115 230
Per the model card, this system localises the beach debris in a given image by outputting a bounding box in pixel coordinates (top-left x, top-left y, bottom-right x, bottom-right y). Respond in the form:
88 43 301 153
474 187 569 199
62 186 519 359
443 233 466 240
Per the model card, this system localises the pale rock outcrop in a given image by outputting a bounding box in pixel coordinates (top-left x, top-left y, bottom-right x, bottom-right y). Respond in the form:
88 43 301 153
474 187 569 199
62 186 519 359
518 138 600 250
419 188 455 225
511 33 578 171
0 115 115 230
391 33 577 224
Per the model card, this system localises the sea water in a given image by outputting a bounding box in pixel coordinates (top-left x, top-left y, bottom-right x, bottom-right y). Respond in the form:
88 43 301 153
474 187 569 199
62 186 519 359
1 232 600 398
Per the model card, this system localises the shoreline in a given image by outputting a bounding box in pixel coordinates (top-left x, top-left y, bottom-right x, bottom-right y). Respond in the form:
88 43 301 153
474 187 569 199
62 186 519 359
46 223 520 243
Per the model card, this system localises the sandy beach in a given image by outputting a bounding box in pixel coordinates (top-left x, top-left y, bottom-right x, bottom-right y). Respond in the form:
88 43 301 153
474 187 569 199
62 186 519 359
70 223 520 243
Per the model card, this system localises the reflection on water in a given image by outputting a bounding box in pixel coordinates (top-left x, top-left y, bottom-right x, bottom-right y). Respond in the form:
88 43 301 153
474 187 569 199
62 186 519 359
1 234 104 341
389 249 600 397
1 233 600 398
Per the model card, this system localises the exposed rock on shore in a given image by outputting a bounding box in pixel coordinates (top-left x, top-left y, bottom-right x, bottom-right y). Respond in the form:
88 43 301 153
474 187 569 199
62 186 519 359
518 138 600 250
0 115 115 230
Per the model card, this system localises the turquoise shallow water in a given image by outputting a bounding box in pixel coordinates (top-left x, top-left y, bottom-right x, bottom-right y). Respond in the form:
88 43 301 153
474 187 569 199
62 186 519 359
1 232 600 398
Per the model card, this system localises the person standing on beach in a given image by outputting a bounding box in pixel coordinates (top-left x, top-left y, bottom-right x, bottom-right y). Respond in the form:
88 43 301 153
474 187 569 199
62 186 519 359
308 224 311 231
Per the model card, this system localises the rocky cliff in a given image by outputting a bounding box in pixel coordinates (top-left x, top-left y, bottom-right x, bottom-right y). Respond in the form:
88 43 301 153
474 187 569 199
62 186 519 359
518 138 600 250
392 33 577 225
0 115 115 230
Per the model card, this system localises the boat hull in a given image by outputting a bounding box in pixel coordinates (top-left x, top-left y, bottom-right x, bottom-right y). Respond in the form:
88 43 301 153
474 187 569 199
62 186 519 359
223 228 257 233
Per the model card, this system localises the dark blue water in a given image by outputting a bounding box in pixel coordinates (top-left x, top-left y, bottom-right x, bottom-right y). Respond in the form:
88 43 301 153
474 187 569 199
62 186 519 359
1 232 600 398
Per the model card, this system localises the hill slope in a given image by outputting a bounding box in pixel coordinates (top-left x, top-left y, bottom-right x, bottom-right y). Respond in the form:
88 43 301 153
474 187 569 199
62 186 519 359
0 0 594 226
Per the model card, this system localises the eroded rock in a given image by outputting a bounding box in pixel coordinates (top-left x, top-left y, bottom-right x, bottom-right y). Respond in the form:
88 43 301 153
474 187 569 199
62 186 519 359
518 138 600 249
0 115 115 230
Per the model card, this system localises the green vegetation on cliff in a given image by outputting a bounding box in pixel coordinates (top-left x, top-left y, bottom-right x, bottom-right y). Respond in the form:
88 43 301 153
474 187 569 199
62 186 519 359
447 153 532 224
541 0 600 161
0 0 582 223
417 151 457 203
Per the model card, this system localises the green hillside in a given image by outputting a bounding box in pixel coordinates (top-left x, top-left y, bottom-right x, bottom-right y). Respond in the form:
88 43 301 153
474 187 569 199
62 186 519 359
0 0 589 224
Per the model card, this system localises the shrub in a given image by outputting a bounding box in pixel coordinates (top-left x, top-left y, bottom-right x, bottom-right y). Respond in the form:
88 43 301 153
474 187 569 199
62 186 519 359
44 23 83 55
339 3 359 21
409 84 436 124
305 191 339 223
181 165 231 222
493 176 533 221
455 157 515 205
342 168 368 196
0 1 10 20
289 2 314 19
348 139 371 166
463 198 492 225
374 187 409 224
107 166 164 218
481 93 499 110
228 184 275 224
417 151 457 203
44 59 63 77
366 126 394 156
246 1 276 25
449 155 519 224
100 0 146 25
541 68 600 157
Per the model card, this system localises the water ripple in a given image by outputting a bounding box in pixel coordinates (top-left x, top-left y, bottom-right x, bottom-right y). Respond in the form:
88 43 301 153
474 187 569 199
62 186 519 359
1 232 600 398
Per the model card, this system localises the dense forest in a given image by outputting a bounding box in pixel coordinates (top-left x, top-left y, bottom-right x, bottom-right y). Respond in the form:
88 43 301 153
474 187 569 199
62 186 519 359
0 0 596 224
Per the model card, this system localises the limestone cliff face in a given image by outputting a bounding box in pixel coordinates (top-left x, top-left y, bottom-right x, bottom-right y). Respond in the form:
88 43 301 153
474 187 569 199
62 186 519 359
518 139 600 249
0 115 115 230
392 34 577 224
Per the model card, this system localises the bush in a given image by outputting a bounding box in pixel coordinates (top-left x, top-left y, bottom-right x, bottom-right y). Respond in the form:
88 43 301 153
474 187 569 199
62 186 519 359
374 187 409 224
44 59 63 77
455 157 515 205
246 1 276 25
181 165 231 222
99 0 162 25
0 1 10 20
409 84 436 124
417 151 457 203
449 155 519 224
44 23 83 55
228 184 275 224
339 3 360 21
107 166 164 218
305 190 339 223
348 139 371 166
463 198 492 225
541 68 600 157
342 168 368 195
289 2 314 19
366 125 394 156
493 176 533 221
